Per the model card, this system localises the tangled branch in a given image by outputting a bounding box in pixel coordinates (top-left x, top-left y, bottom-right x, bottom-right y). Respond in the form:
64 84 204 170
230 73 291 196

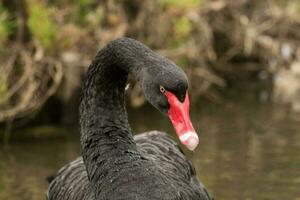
0 45 63 122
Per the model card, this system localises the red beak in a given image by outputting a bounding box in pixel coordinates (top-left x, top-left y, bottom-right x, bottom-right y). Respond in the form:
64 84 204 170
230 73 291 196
165 91 199 151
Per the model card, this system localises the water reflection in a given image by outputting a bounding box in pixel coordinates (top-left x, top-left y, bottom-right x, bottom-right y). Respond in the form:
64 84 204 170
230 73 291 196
0 95 300 200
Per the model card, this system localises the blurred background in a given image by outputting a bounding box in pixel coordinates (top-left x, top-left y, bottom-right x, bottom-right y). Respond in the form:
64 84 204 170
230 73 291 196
0 0 300 199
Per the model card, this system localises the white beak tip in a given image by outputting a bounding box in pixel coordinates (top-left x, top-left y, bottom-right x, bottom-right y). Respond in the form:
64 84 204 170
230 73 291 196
185 137 199 151
179 131 199 151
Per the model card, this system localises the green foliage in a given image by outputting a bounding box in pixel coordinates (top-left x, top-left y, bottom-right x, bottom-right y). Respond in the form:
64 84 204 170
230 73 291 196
0 73 8 103
28 0 57 51
85 6 103 27
160 0 202 9
74 0 95 25
175 16 192 36
0 4 15 45
172 16 192 47
176 56 189 68
274 0 290 7
272 0 300 13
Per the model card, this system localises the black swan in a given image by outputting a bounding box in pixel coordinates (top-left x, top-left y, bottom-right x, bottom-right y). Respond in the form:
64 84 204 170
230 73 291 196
47 38 213 200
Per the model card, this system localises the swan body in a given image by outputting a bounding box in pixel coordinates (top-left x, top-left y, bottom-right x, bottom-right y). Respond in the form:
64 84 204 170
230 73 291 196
47 38 213 200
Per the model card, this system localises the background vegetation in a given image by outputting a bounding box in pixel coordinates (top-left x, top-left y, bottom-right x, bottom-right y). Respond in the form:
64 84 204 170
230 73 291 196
1 2 300 200
0 0 299 129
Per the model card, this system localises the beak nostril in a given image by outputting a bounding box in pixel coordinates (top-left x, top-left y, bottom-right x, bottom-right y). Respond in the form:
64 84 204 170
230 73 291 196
160 86 166 94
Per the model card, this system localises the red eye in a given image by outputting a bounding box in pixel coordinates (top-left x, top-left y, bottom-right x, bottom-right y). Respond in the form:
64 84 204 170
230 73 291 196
160 86 166 94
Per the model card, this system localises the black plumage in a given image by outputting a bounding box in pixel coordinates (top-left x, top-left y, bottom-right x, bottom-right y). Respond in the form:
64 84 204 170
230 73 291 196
47 38 213 200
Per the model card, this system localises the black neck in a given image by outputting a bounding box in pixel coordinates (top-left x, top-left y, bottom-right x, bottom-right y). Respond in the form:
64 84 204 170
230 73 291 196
79 38 150 195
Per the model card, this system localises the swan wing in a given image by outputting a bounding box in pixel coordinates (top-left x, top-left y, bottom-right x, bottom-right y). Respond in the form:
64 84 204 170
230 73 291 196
47 158 94 200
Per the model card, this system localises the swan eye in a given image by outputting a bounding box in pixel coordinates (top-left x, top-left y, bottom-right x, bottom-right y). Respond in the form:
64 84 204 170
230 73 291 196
159 86 166 94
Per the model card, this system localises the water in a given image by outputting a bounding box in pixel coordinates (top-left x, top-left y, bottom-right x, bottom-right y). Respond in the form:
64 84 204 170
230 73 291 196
0 93 300 200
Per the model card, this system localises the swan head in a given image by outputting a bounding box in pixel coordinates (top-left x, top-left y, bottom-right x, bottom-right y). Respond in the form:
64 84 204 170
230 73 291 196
139 54 199 151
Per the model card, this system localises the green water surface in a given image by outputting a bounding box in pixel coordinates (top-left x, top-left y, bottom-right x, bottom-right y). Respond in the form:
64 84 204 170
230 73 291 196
0 94 300 200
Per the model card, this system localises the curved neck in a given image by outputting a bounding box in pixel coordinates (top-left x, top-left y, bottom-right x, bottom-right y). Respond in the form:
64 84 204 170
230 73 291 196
80 39 144 131
79 38 148 195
